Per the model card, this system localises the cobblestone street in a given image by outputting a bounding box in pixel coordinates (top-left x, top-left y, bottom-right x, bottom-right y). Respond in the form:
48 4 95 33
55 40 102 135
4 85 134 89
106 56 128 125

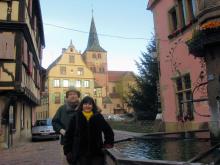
0 139 64 165
0 130 141 165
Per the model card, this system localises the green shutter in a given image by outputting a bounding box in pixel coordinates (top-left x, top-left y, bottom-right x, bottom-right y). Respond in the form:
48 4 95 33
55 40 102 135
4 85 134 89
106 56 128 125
51 93 55 103
61 92 64 104
60 79 63 87
51 79 54 87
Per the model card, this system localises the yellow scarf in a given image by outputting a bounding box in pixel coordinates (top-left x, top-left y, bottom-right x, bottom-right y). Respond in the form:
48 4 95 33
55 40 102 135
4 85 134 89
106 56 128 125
82 111 94 121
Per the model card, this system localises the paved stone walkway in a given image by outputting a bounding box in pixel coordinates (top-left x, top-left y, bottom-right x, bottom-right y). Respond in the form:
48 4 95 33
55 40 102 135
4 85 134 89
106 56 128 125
0 140 63 165
0 130 141 165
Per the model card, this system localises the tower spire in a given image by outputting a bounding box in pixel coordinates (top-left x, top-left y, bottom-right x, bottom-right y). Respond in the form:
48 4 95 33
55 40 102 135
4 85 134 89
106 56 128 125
69 39 74 48
86 17 106 52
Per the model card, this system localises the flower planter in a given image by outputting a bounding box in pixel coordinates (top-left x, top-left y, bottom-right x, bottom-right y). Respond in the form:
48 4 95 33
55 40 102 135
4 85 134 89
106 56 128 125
186 27 220 57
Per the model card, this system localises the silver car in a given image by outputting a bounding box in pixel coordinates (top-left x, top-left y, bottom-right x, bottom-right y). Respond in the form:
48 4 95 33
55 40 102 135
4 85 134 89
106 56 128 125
32 118 59 141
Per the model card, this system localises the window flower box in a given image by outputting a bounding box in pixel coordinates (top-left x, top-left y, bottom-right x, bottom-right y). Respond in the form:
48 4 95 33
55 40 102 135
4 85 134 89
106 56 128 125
186 21 220 57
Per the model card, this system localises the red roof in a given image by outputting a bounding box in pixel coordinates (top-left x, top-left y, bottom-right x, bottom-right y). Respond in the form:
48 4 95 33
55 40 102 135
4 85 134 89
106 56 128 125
108 71 131 82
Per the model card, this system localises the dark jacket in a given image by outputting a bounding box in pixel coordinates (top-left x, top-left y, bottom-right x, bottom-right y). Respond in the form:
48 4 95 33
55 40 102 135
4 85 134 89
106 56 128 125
63 111 114 157
52 103 78 145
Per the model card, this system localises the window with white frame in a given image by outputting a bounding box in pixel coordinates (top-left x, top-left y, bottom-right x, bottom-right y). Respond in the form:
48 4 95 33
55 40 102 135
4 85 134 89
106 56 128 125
76 80 81 87
54 79 60 87
63 80 69 87
84 80 90 88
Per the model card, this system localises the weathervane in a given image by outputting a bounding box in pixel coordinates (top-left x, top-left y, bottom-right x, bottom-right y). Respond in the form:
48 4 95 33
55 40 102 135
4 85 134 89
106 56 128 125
91 1 94 17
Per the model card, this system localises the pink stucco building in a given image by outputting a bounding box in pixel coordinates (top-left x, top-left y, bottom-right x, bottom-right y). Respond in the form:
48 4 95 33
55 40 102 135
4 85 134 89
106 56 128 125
148 0 210 132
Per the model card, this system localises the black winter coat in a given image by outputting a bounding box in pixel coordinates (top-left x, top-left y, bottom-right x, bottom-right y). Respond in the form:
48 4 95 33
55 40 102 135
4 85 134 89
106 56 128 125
63 111 114 157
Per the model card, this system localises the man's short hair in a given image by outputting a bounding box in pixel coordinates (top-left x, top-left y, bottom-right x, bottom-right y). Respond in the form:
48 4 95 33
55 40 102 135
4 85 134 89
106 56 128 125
66 89 81 98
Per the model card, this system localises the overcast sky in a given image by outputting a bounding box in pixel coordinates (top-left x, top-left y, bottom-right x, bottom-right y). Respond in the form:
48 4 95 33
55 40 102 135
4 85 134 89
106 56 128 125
39 0 154 73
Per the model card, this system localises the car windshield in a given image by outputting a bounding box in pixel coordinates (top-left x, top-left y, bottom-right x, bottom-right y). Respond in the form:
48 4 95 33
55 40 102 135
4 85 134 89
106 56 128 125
35 119 52 126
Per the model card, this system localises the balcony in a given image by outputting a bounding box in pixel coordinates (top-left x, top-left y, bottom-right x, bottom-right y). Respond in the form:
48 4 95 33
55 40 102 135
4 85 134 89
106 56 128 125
186 29 220 57
197 0 220 24
186 1 220 57
186 21 220 57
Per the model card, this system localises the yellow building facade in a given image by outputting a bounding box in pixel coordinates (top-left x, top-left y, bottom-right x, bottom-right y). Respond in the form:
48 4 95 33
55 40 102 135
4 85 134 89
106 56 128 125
47 42 95 118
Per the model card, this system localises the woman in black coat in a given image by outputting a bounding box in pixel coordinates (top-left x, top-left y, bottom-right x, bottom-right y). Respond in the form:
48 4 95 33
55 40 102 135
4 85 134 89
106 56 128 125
63 96 114 165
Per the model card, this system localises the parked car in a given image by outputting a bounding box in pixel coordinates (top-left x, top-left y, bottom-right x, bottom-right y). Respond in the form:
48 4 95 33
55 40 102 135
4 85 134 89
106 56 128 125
106 114 126 121
32 118 59 141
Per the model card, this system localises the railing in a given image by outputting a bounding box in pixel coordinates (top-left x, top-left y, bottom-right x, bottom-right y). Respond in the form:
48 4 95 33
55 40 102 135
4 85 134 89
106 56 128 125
105 148 203 165
104 130 214 165
197 0 220 23
187 143 220 164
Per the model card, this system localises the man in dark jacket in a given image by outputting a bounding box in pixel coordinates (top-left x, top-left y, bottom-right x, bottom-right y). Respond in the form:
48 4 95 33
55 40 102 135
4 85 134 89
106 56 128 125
52 88 80 145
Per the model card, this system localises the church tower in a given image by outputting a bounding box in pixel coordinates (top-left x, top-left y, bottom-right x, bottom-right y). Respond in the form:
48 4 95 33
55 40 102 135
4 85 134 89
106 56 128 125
82 17 108 96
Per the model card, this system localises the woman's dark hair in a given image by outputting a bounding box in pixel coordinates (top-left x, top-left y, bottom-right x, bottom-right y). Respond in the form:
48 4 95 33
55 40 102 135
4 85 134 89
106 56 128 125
78 96 98 112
